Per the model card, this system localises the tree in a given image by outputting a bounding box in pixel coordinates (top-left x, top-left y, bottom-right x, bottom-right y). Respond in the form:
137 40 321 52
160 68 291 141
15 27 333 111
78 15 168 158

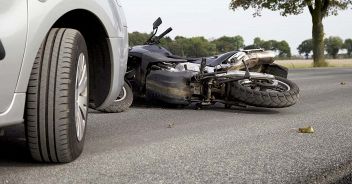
246 38 292 58
187 37 216 57
170 36 189 56
212 36 245 53
166 36 216 57
160 36 173 51
260 40 277 50
244 37 264 50
325 36 343 58
298 39 313 59
254 37 263 48
276 41 292 58
128 32 150 46
343 39 352 57
230 0 352 67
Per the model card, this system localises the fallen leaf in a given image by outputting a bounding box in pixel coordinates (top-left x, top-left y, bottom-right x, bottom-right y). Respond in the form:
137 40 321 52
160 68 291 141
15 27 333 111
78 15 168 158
298 126 315 134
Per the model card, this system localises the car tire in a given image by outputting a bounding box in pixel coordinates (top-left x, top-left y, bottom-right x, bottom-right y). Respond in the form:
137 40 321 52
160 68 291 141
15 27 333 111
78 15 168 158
25 28 89 163
98 81 133 113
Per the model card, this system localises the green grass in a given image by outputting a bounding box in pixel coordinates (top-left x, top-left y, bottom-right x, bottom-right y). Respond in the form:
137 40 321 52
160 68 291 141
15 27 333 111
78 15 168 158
275 59 352 69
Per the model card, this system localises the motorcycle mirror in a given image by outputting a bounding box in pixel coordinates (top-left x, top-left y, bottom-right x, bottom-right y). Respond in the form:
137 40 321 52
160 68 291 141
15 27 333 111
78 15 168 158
153 17 162 30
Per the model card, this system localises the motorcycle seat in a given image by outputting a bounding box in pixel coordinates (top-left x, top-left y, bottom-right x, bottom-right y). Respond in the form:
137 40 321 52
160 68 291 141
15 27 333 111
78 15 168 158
168 51 238 67
190 51 238 67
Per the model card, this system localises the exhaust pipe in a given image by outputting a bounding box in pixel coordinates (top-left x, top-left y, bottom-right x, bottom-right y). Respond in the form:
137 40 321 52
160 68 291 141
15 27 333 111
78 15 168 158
247 51 276 65
216 71 275 80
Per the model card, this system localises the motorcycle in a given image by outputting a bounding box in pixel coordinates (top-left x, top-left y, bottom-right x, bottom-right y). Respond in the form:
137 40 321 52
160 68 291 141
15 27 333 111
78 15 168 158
111 17 299 112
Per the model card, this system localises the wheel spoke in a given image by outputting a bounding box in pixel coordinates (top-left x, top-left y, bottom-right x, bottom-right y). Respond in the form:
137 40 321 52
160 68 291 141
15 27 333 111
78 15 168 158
239 79 290 93
78 75 87 94
77 56 83 82
80 120 86 140
76 111 82 139
79 101 87 120
79 63 86 84
75 53 88 142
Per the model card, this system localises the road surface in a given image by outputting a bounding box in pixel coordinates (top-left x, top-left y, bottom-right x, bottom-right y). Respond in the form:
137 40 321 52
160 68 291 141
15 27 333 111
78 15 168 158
1 68 352 184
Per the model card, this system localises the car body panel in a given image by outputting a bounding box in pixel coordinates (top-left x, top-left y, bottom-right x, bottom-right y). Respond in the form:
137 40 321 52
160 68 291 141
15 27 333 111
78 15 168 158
0 0 28 113
97 34 128 110
16 0 127 92
0 93 26 127
0 0 128 126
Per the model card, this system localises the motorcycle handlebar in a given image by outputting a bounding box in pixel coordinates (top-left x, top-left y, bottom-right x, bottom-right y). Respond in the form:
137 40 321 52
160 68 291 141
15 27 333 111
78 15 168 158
158 27 173 40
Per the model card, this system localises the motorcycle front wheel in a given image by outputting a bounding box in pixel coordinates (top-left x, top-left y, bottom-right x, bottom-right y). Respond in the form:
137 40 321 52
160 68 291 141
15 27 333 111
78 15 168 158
98 82 133 113
230 76 299 108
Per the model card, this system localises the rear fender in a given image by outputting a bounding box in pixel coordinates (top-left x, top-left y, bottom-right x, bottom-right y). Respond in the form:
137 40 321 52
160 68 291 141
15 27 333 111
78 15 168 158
262 64 288 79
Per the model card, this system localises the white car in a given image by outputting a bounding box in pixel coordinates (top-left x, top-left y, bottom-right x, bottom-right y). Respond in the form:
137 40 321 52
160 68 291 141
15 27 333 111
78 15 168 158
0 0 128 163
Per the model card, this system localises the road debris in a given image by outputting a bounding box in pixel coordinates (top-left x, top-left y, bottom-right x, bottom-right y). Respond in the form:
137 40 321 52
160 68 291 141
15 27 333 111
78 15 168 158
298 126 315 134
167 123 175 128
340 82 347 85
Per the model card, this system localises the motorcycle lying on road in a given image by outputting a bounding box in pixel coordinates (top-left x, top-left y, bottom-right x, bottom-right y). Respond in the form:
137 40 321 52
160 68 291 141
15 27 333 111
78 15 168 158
107 18 299 112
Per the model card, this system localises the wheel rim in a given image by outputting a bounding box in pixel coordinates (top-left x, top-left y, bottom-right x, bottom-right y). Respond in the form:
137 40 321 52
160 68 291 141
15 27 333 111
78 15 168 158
75 53 88 142
115 86 127 102
239 79 291 92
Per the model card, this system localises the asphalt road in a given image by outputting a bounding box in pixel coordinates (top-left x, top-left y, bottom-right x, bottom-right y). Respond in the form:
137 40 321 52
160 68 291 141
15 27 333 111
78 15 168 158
1 68 352 184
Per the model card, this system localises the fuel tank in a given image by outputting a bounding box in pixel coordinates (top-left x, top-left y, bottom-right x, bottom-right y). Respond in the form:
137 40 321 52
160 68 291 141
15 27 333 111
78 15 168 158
146 70 194 105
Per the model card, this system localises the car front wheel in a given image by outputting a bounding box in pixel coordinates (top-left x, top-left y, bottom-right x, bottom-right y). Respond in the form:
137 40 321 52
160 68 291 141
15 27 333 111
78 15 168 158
25 28 88 163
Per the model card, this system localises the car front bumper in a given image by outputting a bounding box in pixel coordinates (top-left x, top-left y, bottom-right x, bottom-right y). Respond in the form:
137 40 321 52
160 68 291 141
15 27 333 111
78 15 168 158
0 93 25 128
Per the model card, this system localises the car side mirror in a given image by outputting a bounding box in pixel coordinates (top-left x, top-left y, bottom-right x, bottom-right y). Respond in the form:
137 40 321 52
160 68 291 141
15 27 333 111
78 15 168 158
153 17 162 30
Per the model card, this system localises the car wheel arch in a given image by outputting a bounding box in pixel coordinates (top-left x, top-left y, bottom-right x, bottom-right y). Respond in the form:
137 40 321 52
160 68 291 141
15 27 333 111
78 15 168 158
20 9 115 109
52 9 114 108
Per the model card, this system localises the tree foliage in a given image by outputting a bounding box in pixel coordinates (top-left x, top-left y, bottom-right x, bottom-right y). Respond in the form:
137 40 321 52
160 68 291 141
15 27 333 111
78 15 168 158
230 0 352 66
324 36 343 58
163 36 217 57
297 39 313 59
211 36 245 52
128 32 150 46
230 0 352 17
178 37 217 57
129 32 304 59
343 39 352 57
276 41 292 58
245 37 291 58
129 33 247 57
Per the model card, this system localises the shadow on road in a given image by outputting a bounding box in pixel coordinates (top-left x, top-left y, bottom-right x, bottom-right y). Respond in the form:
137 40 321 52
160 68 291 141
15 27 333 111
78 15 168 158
0 103 279 165
129 101 280 115
0 124 34 166
333 174 352 184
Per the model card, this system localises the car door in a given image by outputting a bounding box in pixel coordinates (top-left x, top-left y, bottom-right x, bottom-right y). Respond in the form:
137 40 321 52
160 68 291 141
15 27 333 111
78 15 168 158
0 0 28 113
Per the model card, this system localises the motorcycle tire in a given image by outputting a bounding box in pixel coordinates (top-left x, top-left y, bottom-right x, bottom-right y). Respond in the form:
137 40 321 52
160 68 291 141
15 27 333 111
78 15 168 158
230 76 299 108
98 82 133 113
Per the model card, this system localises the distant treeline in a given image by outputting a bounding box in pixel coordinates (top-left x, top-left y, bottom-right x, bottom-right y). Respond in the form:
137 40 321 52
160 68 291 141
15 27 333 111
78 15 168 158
129 32 352 59
298 37 352 59
129 32 291 58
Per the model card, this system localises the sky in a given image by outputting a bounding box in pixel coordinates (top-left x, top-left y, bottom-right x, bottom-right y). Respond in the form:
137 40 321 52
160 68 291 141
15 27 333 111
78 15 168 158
120 0 352 55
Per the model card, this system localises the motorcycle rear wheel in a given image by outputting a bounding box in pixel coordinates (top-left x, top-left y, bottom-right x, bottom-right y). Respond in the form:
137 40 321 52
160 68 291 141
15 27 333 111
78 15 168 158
230 76 299 108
